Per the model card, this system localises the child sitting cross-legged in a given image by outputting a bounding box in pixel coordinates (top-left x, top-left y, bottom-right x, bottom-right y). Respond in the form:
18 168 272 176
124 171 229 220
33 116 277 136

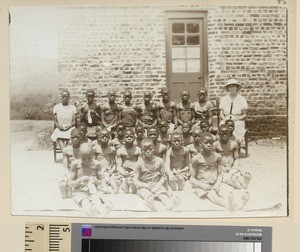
165 132 190 191
133 138 180 211
93 128 121 194
69 143 113 217
116 129 141 193
190 133 250 211
213 124 251 190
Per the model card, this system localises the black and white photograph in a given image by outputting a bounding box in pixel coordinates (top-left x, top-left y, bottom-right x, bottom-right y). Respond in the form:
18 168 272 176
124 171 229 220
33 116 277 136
10 4 288 218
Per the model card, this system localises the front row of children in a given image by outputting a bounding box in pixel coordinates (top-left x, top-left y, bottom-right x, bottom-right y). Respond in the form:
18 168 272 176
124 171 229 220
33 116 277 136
59 122 251 217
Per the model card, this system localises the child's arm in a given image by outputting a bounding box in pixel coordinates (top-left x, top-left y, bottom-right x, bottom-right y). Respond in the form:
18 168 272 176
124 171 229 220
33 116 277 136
176 104 184 126
164 149 174 179
101 107 109 128
172 102 178 125
62 147 70 173
69 162 89 188
212 154 223 189
179 149 190 173
116 149 127 176
190 157 213 191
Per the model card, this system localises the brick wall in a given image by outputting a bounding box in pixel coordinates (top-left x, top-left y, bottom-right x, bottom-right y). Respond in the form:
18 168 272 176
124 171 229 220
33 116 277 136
58 6 288 138
57 6 166 105
207 6 287 138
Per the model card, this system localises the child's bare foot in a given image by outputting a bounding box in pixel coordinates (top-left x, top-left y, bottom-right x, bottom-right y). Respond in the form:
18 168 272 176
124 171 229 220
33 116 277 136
236 191 250 210
102 202 113 216
113 181 122 194
146 197 158 211
90 204 98 217
243 172 252 189
165 196 180 211
227 191 236 211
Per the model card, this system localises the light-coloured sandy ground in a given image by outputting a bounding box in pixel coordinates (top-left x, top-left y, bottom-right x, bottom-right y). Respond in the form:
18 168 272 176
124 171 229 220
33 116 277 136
10 120 287 218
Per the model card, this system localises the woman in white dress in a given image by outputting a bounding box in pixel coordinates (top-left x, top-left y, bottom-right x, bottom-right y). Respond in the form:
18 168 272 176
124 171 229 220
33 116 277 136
219 79 248 142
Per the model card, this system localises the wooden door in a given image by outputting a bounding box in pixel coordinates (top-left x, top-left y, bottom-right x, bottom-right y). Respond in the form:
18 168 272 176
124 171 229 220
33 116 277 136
166 11 208 103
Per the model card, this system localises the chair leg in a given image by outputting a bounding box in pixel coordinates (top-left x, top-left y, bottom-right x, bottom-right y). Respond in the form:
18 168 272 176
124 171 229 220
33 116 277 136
54 142 57 163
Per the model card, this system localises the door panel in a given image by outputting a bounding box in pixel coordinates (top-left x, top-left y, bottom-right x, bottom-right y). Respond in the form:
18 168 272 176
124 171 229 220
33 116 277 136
166 12 207 103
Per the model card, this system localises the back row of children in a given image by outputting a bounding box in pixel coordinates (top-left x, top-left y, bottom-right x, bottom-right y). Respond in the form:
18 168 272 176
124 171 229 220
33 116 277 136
79 87 219 139
57 107 251 216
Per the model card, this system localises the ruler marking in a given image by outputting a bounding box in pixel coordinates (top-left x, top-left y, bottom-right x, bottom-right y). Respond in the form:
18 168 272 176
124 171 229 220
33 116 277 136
25 240 35 242
25 231 32 233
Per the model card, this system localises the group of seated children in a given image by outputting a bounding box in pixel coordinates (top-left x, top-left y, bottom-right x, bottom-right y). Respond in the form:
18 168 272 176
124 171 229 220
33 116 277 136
55 88 251 217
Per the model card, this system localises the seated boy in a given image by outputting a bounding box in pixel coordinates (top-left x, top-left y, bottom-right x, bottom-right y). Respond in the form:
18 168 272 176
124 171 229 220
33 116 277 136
191 133 249 210
93 128 121 194
134 124 146 148
77 123 93 144
181 122 193 146
213 124 251 189
186 126 202 157
111 122 126 150
192 89 214 128
133 138 180 211
116 129 141 193
62 128 81 171
120 90 138 129
137 91 157 129
60 128 81 199
69 143 112 217
157 119 171 148
200 119 217 141
80 89 102 139
101 90 120 137
157 88 177 131
165 132 190 191
225 119 238 143
176 90 195 129
147 126 167 159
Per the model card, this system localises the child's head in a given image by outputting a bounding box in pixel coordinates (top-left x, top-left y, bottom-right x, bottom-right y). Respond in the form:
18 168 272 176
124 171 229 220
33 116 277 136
115 122 126 137
123 90 132 104
197 89 207 103
70 128 81 147
97 128 110 145
147 126 160 143
140 138 154 158
180 90 190 102
86 89 95 104
160 87 170 101
225 119 235 134
191 126 202 144
107 90 116 102
158 119 169 134
200 132 214 151
200 119 209 133
218 124 230 142
135 124 145 139
143 91 153 103
80 143 93 165
181 122 191 135
95 125 103 136
61 89 70 105
78 123 88 140
123 129 135 145
171 132 183 149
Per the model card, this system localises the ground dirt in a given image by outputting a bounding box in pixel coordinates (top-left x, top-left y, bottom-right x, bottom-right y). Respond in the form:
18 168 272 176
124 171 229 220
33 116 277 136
10 120 287 218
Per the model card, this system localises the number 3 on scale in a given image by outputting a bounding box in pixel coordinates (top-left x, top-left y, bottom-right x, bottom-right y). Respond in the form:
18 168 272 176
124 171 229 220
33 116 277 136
277 0 286 4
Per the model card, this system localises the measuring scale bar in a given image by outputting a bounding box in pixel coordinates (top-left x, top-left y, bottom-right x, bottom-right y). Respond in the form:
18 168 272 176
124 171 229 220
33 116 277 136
25 223 272 252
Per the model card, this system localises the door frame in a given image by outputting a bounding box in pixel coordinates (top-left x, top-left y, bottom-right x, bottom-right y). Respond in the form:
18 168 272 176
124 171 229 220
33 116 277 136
165 10 208 99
